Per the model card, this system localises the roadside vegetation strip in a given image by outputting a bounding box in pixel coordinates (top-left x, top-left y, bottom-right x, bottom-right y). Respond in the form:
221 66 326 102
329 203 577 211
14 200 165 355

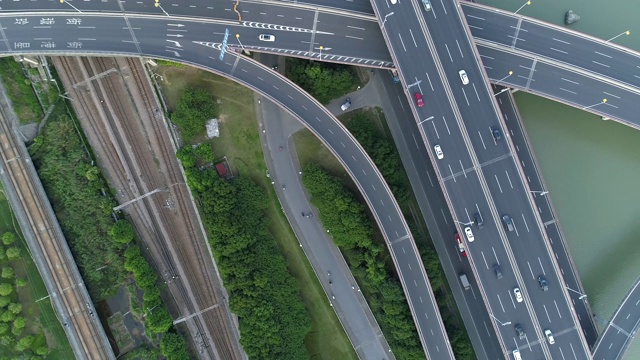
28 102 189 358
0 212 64 359
177 144 312 360
156 65 356 359
0 57 45 122
286 58 362 104
302 163 424 359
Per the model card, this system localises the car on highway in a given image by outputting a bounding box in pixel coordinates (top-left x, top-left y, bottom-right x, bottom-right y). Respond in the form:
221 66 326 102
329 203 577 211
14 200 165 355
390 0 397 4
544 329 555 344
422 0 432 11
473 212 484 228
464 227 474 242
434 144 444 159
512 349 522 360
341 98 351 111
538 275 548 291
515 324 525 340
493 264 503 279
458 70 469 85
414 92 424 107
502 214 515 232
491 126 502 141
455 232 466 257
513 287 523 302
258 34 276 42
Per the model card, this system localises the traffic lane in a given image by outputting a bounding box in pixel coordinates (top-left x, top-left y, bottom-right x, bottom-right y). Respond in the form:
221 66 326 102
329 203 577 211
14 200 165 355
441 174 546 357
496 89 599 345
282 0 374 15
391 241 454 357
480 161 570 303
482 45 640 128
419 16 512 164
462 5 517 48
0 15 139 54
529 62 640 126
477 44 534 90
517 20 640 89
379 71 504 359
314 13 391 61
0 0 120 11
594 329 628 360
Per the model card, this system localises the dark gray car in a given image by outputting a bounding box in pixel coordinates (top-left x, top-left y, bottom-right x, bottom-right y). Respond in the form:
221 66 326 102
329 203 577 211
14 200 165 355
515 324 525 340
473 212 484 229
491 127 502 141
538 275 548 291
502 214 514 232
493 264 503 279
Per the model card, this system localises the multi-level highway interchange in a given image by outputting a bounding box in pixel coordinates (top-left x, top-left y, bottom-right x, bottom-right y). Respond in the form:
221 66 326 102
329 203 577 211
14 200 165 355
1 0 640 359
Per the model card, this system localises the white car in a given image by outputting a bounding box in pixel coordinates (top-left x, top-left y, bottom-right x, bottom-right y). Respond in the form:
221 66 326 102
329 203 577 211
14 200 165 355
464 227 474 242
434 144 444 159
544 329 555 345
459 70 469 85
390 0 397 4
258 34 275 42
513 287 523 303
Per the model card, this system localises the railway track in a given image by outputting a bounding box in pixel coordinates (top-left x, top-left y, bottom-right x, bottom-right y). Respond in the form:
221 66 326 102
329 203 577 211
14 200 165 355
0 108 112 359
53 56 242 359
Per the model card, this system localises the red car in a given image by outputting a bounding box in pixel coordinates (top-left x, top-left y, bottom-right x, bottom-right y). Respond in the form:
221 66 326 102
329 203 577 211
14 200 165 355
414 92 424 107
455 232 467 257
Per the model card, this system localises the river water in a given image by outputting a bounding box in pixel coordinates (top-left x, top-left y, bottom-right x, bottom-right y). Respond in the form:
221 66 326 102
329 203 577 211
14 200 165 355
478 0 640 357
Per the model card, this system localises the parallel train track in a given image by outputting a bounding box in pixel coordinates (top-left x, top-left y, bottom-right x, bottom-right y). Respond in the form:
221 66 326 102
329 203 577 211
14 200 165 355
53 56 241 359
0 108 111 359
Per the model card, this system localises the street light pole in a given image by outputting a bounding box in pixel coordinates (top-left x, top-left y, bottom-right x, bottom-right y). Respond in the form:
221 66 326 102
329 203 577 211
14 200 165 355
514 0 531 14
606 30 630 43
490 313 512 327
235 34 247 53
566 286 588 300
583 98 607 110
495 71 513 86
381 12 395 29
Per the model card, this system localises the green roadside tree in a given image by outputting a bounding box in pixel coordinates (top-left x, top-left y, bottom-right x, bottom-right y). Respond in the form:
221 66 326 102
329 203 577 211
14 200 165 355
14 278 26 288
108 220 135 246
0 310 15 323
171 88 217 141
1 267 13 280
7 303 21 315
146 306 172 334
0 283 13 297
160 333 189 360
1 233 14 246
14 335 34 352
5 247 19 260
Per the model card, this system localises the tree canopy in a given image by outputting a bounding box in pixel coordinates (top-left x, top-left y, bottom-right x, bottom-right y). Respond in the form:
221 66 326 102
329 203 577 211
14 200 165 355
171 88 217 141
